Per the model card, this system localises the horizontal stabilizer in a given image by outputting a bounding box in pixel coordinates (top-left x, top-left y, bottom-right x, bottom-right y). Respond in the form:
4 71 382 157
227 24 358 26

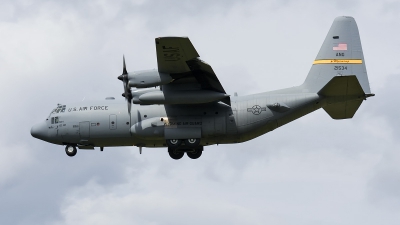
323 100 363 119
319 75 365 119
318 75 364 97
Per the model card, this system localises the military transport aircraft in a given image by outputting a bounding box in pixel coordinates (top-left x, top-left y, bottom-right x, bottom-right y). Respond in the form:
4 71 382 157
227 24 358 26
31 16 374 160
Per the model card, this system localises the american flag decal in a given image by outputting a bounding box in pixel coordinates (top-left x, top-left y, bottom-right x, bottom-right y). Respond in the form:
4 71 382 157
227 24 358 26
333 43 347 51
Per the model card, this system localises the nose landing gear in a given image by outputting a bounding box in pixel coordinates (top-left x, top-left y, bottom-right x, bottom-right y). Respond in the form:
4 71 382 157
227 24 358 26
65 145 77 157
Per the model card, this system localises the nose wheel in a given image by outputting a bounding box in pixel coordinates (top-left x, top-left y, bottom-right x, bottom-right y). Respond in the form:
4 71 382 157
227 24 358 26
65 145 77 157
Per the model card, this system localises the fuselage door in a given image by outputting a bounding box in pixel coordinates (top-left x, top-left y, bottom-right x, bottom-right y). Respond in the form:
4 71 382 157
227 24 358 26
79 121 90 140
110 114 117 130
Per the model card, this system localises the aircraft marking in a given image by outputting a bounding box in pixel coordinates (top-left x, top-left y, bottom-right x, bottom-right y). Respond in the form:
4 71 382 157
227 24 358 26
68 106 109 112
162 46 181 61
333 43 347 50
313 59 362 64
334 66 347 70
247 105 266 115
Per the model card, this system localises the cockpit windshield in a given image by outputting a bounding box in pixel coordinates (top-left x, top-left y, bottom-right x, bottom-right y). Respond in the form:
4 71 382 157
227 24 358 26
48 104 66 118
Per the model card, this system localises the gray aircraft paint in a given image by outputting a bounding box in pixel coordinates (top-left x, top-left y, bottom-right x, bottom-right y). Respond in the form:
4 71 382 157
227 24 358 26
31 16 374 158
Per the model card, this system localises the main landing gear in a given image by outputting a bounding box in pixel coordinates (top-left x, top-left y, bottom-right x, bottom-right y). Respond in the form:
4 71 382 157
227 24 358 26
186 148 202 159
166 138 203 160
65 145 77 157
166 139 183 149
168 148 185 160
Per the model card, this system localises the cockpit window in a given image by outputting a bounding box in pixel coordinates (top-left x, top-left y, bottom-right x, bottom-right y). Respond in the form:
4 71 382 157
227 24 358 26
51 117 59 124
56 105 63 113
50 105 66 115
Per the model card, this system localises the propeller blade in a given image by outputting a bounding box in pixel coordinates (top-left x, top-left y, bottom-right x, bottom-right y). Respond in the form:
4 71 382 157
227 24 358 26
118 55 132 114
127 101 131 114
122 55 127 75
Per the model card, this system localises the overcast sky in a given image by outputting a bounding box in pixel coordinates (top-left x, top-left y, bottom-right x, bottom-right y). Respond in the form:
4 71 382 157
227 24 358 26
1 0 400 224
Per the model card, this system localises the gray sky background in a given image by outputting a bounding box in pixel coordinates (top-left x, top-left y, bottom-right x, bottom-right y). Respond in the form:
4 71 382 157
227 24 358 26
1 0 400 224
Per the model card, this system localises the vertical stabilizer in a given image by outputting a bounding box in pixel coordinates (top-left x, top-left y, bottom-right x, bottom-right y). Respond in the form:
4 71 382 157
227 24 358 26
302 16 371 95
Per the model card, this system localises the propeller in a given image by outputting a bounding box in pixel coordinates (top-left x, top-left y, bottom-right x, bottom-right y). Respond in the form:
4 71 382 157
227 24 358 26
118 56 132 113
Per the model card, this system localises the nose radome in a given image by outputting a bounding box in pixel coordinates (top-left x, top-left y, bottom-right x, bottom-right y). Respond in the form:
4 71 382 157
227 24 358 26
31 121 48 141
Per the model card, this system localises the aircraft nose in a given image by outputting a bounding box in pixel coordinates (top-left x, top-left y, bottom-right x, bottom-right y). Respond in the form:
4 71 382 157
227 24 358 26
31 121 48 140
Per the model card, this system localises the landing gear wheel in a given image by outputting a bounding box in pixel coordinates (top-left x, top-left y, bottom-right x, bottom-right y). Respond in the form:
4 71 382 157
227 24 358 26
168 148 184 160
65 145 77 157
187 148 202 159
166 139 182 149
184 138 200 148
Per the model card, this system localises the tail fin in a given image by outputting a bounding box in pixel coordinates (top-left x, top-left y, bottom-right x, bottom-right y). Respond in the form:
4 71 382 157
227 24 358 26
302 16 374 119
302 16 371 94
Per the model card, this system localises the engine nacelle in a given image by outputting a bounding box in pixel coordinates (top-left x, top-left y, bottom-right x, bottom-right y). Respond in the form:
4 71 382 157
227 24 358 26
128 70 173 88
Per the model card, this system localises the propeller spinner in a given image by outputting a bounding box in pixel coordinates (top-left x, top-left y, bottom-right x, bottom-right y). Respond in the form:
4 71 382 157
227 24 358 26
118 56 132 113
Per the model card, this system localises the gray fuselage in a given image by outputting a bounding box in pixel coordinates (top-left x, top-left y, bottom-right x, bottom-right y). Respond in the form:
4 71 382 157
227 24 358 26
35 87 321 149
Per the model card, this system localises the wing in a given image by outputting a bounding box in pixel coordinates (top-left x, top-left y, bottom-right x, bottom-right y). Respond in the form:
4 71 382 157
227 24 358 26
155 37 230 105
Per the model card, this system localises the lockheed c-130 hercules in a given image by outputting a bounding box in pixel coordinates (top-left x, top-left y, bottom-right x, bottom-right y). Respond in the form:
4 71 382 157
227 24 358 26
31 16 374 160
